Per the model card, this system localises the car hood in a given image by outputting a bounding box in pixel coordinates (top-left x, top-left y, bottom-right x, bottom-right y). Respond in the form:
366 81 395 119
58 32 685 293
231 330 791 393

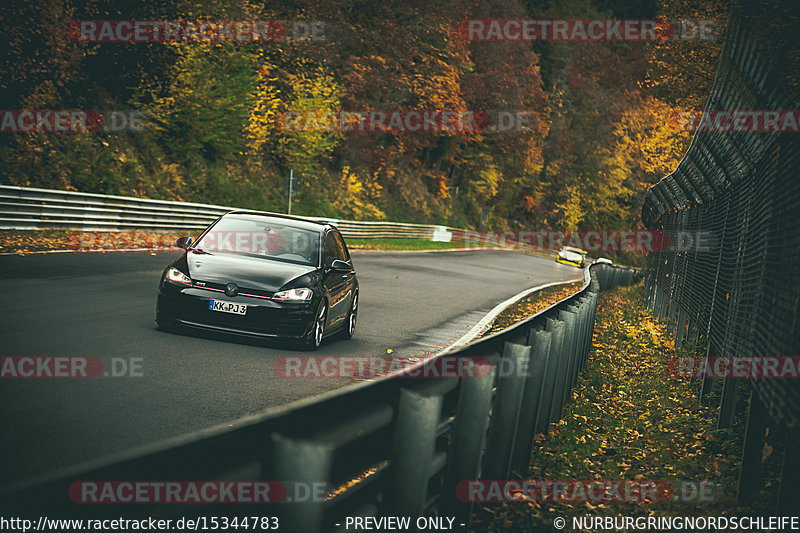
559 251 583 262
179 249 317 292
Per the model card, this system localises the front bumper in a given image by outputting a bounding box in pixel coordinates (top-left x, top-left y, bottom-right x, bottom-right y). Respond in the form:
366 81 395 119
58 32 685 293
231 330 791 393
556 256 585 268
157 285 316 340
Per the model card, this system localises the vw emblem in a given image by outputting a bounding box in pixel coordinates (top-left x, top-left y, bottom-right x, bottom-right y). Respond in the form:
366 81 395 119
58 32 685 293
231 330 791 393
224 283 239 297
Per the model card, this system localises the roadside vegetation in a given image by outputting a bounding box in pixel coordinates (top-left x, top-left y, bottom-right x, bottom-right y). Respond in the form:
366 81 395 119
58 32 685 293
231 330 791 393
2 0 725 232
473 284 784 532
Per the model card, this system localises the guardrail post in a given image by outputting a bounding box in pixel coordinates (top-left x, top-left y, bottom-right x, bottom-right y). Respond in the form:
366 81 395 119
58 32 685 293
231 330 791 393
555 309 578 420
577 296 591 373
586 288 599 365
540 318 566 433
585 284 599 370
443 356 496 526
737 389 767 501
566 302 585 394
510 330 553 475
483 343 531 480
598 266 608 290
272 434 333 533
577 296 592 369
388 384 446 516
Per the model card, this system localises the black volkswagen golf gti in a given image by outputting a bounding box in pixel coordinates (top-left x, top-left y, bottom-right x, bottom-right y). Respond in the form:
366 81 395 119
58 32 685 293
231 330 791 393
156 211 358 349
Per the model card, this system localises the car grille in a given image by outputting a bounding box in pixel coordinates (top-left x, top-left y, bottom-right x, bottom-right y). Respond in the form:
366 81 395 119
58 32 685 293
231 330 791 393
192 280 274 299
160 294 309 337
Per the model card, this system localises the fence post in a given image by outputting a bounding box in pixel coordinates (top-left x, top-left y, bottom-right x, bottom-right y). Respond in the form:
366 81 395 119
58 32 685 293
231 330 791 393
737 389 767 501
667 299 677 334
717 377 739 429
443 356 496 526
483 343 531 480
652 285 662 318
699 347 716 403
687 315 698 342
647 279 655 309
659 293 670 323
675 307 687 348
540 318 566 433
777 437 800 514
511 330 553 475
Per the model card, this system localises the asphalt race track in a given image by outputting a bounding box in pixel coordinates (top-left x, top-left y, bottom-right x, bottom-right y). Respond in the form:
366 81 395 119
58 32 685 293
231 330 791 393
0 249 582 485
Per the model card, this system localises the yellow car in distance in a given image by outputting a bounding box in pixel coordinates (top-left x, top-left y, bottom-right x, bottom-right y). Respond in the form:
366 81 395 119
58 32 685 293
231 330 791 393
555 246 588 268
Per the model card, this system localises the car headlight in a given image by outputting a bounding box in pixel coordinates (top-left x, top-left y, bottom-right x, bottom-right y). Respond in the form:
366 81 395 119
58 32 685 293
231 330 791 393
272 288 313 302
165 267 192 286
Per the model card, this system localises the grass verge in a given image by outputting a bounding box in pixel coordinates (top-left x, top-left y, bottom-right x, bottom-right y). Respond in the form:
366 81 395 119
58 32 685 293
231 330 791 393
481 281 584 336
0 232 471 254
346 237 465 251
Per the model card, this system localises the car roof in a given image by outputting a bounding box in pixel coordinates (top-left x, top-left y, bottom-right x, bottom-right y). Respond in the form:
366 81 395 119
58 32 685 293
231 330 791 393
562 246 586 253
223 210 331 232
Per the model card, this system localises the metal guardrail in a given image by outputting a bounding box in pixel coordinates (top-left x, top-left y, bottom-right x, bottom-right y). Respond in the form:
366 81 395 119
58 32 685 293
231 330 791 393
0 185 453 241
0 263 638 531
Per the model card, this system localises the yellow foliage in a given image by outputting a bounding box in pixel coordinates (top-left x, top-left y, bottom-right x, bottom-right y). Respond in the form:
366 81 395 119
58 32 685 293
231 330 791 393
332 166 385 220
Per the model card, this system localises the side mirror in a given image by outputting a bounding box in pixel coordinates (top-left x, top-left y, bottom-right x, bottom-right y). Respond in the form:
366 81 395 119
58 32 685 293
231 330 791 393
176 236 193 249
330 259 351 272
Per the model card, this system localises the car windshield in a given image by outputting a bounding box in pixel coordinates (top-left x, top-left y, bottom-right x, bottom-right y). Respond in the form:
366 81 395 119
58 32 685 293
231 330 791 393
194 215 321 266
563 251 583 261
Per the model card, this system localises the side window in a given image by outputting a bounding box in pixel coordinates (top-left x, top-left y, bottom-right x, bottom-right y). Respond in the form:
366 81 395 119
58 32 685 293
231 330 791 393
332 232 349 261
324 232 337 268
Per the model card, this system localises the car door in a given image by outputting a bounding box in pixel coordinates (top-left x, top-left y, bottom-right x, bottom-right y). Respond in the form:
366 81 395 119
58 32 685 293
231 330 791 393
322 231 351 328
332 230 356 323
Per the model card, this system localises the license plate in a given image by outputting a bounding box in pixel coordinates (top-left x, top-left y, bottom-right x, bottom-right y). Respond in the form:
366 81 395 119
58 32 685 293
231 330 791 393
209 300 247 315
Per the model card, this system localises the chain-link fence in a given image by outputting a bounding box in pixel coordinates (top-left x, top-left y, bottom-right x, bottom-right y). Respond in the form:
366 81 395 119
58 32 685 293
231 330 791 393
641 0 799 510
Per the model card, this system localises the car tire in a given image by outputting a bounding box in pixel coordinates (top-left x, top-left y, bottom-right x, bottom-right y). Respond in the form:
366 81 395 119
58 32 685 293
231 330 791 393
342 291 358 340
305 301 327 350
